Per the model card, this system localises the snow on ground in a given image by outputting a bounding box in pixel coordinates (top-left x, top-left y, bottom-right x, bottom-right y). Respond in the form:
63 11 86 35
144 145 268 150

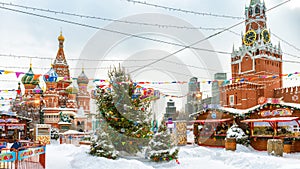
46 141 300 169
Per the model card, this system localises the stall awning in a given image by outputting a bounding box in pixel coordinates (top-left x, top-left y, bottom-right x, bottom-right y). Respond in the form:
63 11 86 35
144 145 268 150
44 112 60 116
6 124 25 126
242 117 299 123
192 118 232 123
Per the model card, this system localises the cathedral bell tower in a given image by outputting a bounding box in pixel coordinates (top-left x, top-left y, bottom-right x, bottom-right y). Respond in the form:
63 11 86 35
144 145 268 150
53 32 70 79
52 32 71 90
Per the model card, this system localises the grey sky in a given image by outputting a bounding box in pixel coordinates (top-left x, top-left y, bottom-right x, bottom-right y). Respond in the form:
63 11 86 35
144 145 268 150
0 0 299 110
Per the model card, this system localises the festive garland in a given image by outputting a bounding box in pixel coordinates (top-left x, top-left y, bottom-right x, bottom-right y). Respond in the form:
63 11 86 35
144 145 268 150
150 149 179 162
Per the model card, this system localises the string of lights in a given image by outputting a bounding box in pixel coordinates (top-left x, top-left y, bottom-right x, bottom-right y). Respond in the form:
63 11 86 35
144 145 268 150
0 2 235 31
0 53 229 72
0 1 293 61
0 1 296 80
0 53 158 62
0 65 142 70
121 0 244 20
0 54 300 73
272 33 300 54
0 6 232 55
129 0 292 73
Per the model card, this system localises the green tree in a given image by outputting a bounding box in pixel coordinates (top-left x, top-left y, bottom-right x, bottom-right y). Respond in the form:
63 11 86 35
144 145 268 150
89 126 118 159
94 66 152 155
147 121 179 162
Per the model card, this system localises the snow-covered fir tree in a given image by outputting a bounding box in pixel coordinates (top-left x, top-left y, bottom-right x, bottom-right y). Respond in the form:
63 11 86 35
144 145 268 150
147 121 179 162
89 127 118 159
226 125 249 146
94 65 153 155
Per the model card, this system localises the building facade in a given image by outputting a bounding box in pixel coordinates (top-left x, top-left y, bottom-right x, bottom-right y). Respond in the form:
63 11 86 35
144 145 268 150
185 77 201 114
221 0 284 109
165 99 177 120
14 32 92 132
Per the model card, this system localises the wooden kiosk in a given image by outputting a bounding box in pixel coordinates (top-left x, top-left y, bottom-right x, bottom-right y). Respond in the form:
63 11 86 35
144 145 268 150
192 109 234 147
0 111 30 142
241 102 300 152
34 124 51 145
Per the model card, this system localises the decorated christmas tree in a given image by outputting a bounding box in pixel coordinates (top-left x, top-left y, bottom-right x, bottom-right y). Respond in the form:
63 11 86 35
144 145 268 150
89 126 118 159
147 121 179 162
94 65 153 155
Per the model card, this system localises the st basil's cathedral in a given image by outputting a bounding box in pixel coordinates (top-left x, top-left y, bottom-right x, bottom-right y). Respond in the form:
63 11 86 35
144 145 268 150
12 32 92 132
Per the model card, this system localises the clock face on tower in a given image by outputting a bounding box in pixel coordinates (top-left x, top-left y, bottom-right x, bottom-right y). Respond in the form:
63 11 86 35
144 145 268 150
261 29 270 43
243 30 257 46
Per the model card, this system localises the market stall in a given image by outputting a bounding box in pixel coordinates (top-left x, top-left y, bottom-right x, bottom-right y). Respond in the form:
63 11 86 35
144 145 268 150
192 109 234 147
241 103 300 152
0 111 30 142
59 130 89 145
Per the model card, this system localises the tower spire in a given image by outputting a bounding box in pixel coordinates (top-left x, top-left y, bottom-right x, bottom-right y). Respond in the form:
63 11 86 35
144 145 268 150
53 31 70 79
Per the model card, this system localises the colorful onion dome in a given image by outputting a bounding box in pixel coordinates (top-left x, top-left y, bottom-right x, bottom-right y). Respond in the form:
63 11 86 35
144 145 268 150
21 63 39 85
66 82 78 94
58 31 65 41
43 66 58 82
77 69 89 84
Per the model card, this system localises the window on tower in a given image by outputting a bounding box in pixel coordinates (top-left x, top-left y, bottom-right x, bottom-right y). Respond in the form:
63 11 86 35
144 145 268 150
249 8 253 16
255 6 260 14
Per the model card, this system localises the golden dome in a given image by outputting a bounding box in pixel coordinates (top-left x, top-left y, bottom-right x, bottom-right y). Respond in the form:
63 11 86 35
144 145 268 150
58 31 65 41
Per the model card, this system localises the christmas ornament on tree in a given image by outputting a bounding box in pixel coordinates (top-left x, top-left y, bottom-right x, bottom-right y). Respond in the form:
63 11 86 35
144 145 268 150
94 65 153 155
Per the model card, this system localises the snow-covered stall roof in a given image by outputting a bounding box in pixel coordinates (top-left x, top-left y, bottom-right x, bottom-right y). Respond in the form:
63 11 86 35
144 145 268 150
279 102 300 109
61 130 85 135
218 105 261 115
190 101 300 118
191 118 232 123
241 116 299 123
189 105 261 117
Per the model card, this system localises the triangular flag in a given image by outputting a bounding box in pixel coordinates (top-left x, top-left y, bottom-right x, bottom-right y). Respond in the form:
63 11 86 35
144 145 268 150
4 70 13 74
15 72 24 78
33 74 41 80
218 80 223 86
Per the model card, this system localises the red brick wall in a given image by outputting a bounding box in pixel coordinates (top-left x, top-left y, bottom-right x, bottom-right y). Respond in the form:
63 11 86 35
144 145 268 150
241 55 253 73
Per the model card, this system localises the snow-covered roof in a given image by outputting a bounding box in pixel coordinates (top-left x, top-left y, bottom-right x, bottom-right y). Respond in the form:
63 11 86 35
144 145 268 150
42 107 77 111
62 130 85 135
219 105 261 115
58 121 72 125
191 118 232 123
190 101 300 118
189 105 261 117
280 102 300 109
242 116 299 123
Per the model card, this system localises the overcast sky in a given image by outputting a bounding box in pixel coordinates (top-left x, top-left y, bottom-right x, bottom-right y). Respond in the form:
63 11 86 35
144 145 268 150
0 0 299 111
